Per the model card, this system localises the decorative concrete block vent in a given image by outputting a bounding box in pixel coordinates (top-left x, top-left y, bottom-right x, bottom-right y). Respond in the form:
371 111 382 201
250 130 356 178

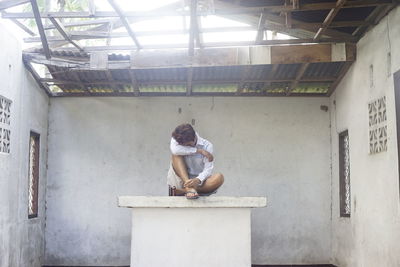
0 96 11 154
369 96 387 154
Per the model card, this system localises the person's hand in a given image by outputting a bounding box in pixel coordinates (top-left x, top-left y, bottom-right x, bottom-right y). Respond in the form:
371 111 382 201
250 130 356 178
184 178 201 188
198 149 214 162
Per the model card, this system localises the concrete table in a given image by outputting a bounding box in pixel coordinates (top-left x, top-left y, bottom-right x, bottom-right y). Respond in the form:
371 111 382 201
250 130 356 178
118 196 267 267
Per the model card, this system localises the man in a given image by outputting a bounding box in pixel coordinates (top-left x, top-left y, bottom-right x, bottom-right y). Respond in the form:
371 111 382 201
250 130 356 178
167 123 224 199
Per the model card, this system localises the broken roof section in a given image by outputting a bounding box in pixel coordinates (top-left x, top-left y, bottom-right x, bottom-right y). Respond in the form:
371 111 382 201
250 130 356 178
1 0 398 97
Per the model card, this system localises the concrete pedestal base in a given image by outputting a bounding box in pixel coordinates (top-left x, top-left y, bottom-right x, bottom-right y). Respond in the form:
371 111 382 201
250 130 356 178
118 196 266 267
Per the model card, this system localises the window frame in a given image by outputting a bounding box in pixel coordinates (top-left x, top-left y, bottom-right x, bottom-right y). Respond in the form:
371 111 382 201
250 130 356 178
339 130 351 218
28 131 40 219
394 70 400 199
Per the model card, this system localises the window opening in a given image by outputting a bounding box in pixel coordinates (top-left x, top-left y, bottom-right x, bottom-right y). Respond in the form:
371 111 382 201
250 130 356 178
339 130 351 217
28 132 40 218
394 70 400 199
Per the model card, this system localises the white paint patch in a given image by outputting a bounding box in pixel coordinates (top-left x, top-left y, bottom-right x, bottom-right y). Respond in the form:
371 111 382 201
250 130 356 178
331 43 346 62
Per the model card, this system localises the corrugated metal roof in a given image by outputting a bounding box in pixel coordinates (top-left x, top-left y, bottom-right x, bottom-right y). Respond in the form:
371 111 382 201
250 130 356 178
304 62 344 78
42 56 347 96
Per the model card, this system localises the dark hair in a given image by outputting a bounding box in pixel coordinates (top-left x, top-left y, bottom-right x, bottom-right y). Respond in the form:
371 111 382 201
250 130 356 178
172 123 195 144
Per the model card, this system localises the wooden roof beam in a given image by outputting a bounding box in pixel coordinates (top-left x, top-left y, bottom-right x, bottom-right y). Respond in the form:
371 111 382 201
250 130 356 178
264 64 279 93
0 0 29 10
105 70 119 92
327 61 353 95
25 43 356 70
50 91 327 97
261 11 355 41
30 0 51 59
188 0 197 56
284 0 292 29
107 0 141 49
255 12 266 44
2 1 393 19
25 37 349 48
44 18 112 30
186 67 193 96
236 65 252 95
49 17 84 52
70 71 90 94
24 60 52 96
287 63 310 95
213 0 356 41
40 76 337 86
128 70 140 96
88 0 95 16
11 19 35 36
314 0 347 40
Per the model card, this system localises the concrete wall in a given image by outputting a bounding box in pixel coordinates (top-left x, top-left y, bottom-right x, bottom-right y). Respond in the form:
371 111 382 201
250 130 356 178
0 23 49 267
46 96 331 265
330 6 400 267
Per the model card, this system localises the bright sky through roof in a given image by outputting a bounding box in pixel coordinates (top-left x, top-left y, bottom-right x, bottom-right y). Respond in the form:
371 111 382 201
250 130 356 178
0 0 293 49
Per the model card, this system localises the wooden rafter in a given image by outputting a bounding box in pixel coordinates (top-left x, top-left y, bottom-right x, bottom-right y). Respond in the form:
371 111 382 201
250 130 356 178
88 0 95 16
49 17 84 52
50 91 328 97
25 26 253 43
88 2 181 33
44 18 112 30
40 76 337 86
2 0 393 19
25 43 355 70
11 18 35 36
327 61 353 96
264 64 279 93
186 67 194 96
70 71 89 93
314 0 347 40
287 63 310 96
236 65 252 95
105 70 118 92
0 0 29 10
128 70 140 96
255 12 266 44
284 0 292 29
195 15 203 48
25 22 371 44
188 0 197 56
30 0 51 59
107 0 141 49
261 11 356 41
25 38 350 52
24 60 52 96
213 0 357 41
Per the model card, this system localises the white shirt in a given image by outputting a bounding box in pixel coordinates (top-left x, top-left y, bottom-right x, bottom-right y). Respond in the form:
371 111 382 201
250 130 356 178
170 133 214 183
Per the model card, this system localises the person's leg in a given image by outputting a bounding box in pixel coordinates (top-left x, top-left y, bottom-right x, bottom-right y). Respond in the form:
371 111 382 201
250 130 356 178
196 173 224 194
171 155 198 197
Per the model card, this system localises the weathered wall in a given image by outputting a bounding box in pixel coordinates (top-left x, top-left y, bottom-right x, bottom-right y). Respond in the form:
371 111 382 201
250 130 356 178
46 96 331 265
330 6 400 267
0 23 49 267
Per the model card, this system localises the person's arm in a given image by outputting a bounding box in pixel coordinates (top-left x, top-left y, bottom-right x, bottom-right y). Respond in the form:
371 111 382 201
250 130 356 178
190 141 214 186
170 137 214 161
197 159 214 185
170 137 196 155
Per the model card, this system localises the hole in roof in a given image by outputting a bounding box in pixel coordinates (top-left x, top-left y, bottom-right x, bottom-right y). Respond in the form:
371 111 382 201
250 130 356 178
128 16 187 32
31 63 48 78
201 16 251 28
137 34 189 46
95 0 179 11
203 31 257 43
